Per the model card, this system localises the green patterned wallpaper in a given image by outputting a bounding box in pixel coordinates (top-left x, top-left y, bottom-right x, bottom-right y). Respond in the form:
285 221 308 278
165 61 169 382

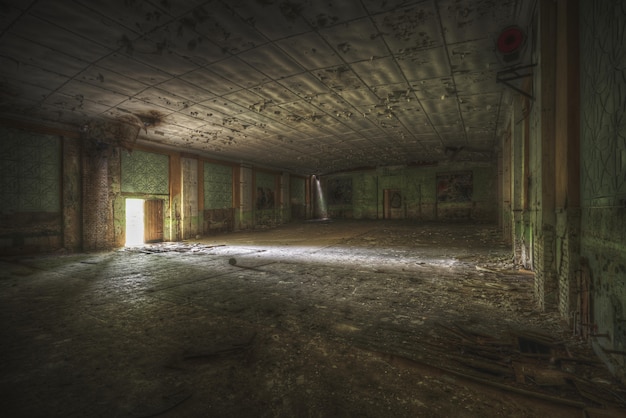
121 150 169 194
256 172 276 210
204 162 232 209
0 127 60 213
290 177 305 204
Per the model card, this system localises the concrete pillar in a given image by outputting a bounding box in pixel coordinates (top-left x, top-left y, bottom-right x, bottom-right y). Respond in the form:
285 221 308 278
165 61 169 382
281 172 290 223
511 99 525 265
197 160 204 235
168 152 182 241
181 156 199 240
239 164 253 229
554 0 581 322
62 136 82 251
533 0 558 311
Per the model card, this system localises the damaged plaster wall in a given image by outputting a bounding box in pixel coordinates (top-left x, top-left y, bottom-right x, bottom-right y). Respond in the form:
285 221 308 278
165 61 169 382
0 123 296 253
580 0 626 380
289 176 307 220
509 0 581 323
525 0 559 312
0 127 65 254
82 135 118 251
239 164 253 230
322 162 497 222
203 161 235 233
254 170 280 227
182 157 200 239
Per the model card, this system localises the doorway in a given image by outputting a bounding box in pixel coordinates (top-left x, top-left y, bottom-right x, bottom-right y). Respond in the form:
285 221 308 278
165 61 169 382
125 198 164 246
383 189 404 219
125 198 144 246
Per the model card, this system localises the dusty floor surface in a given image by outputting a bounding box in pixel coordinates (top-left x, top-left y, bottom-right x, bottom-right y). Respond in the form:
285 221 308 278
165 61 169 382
1 220 625 418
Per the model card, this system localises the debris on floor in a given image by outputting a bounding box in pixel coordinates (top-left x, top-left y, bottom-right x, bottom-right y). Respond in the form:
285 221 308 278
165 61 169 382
1 221 625 417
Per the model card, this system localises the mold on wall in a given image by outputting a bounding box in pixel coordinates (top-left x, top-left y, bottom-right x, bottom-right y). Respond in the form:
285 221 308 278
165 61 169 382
204 162 234 233
62 136 82 251
0 127 63 253
239 164 253 229
323 162 497 222
182 157 199 239
290 176 306 220
204 162 233 209
83 139 117 251
579 0 626 381
255 171 278 226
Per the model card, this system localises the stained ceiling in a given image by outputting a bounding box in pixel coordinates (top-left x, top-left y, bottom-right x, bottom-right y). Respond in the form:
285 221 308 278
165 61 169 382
0 0 534 175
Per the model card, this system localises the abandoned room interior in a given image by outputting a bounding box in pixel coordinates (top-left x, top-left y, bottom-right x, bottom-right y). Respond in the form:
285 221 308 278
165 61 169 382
1 0 626 416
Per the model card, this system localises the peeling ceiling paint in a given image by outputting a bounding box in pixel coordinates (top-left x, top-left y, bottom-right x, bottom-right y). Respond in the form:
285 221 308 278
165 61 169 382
0 0 534 174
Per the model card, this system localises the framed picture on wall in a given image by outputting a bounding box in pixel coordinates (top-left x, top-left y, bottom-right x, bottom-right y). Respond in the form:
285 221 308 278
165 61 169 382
436 171 473 202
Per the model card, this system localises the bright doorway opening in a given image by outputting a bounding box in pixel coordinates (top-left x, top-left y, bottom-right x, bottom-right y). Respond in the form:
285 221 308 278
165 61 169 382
125 198 144 246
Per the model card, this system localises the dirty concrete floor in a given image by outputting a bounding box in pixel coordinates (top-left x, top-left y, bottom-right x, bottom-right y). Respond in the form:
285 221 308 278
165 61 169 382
1 220 625 418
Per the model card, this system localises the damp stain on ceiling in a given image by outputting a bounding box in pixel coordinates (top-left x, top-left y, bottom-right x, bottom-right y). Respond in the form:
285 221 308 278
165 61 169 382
0 0 534 174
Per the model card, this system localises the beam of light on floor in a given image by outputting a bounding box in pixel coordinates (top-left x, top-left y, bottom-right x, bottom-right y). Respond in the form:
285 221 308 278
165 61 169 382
314 176 328 219
125 198 144 246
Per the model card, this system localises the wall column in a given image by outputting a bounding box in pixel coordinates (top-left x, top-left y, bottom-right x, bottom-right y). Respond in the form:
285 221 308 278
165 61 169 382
554 0 581 322
534 0 558 310
168 152 182 241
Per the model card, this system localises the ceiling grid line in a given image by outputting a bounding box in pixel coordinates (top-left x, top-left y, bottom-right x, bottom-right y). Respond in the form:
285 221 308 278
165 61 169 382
0 0 532 174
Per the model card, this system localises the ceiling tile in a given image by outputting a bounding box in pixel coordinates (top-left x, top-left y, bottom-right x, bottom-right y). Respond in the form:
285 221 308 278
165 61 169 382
96 53 171 85
448 38 501 73
0 0 525 174
351 56 406 87
178 35 228 67
201 97 250 116
31 1 138 52
76 66 148 97
57 79 129 108
0 58 69 91
411 77 457 100
250 82 301 106
278 72 331 98
189 2 265 54
207 56 269 89
438 0 519 44
0 2 26 32
0 34 87 77
9 15 113 63
276 32 344 71
112 98 173 117
136 87 192 111
158 78 215 103
300 1 368 29
229 0 310 40
238 43 303 80
129 35 201 76
0 79 51 105
166 111 209 130
338 88 380 106
43 91 110 114
315 65 365 92
453 70 501 95
74 0 171 35
182 104 226 123
397 47 450 81
372 2 444 54
319 17 390 63
179 68 241 96
223 89 266 113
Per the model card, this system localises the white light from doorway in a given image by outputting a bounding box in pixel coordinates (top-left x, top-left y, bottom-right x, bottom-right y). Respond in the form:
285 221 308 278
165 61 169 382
125 198 144 246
